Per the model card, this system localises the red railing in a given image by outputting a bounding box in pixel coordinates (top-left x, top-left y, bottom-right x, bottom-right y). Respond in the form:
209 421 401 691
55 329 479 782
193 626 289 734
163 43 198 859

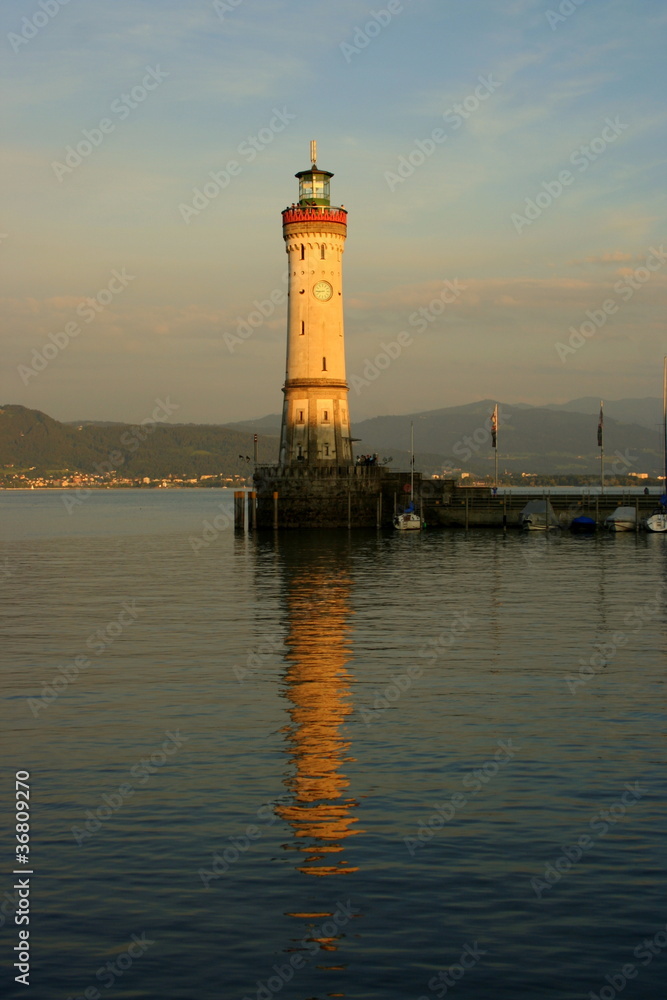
282 207 348 226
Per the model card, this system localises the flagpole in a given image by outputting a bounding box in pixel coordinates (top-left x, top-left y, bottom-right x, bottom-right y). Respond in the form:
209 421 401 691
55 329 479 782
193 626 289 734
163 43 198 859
599 400 604 495
491 404 498 488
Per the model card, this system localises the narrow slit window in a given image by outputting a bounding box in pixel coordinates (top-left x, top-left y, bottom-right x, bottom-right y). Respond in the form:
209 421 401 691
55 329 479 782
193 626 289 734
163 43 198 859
300 245 305 260
301 321 305 336
323 410 329 422
321 244 326 259
322 357 327 371
297 410 304 423
324 444 330 456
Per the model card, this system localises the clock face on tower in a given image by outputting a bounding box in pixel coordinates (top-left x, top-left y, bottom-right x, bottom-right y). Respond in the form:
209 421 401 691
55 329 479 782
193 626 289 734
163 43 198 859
313 280 333 301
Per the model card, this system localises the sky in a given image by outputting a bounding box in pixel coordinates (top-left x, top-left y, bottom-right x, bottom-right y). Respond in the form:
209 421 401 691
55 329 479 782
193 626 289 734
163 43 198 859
2 0 666 425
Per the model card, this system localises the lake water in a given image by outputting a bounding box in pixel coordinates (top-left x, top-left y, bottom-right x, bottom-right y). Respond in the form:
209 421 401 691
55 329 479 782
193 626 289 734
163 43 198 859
1 489 665 1000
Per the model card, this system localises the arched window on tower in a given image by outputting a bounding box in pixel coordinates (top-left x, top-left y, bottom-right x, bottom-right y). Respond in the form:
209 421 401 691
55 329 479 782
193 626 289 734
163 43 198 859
321 244 326 260
322 357 327 371
300 245 305 260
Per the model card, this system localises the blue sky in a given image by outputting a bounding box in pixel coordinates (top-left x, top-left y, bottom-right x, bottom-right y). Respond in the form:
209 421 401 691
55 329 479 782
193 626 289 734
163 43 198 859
2 0 666 423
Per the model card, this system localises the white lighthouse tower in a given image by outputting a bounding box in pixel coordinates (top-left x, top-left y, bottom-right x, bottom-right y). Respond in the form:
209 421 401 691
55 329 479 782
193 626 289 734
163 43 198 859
279 142 353 468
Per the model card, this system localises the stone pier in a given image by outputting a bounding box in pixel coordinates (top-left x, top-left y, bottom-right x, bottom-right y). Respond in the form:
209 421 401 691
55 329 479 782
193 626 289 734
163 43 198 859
252 465 421 529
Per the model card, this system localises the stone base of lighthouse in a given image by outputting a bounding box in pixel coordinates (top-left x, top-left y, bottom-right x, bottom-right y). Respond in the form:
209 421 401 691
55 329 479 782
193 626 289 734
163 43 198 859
280 380 352 467
252 465 422 529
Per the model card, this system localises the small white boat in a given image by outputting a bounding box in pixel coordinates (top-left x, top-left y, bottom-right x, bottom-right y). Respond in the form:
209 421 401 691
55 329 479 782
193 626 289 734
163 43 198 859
604 506 637 532
643 508 667 533
394 510 422 530
644 359 667 533
394 422 422 531
520 499 559 530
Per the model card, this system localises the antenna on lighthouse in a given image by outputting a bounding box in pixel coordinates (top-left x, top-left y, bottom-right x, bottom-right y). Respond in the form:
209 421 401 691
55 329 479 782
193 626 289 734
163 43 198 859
310 140 317 166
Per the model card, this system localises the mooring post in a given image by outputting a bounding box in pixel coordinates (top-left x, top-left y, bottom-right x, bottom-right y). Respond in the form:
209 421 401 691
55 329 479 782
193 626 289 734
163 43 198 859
234 491 245 531
272 491 279 530
247 490 257 530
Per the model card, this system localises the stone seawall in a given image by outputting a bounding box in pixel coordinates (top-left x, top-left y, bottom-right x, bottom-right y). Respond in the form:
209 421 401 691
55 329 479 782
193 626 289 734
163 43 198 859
252 465 421 529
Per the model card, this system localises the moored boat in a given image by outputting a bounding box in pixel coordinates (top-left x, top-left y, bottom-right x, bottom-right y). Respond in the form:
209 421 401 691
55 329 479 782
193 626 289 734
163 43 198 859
393 509 422 530
604 506 637 532
569 514 596 533
394 423 423 531
643 507 667 533
520 499 559 530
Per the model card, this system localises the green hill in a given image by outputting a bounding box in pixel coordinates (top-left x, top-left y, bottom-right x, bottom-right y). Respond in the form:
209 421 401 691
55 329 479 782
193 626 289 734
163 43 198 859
1 399 663 480
0 405 279 479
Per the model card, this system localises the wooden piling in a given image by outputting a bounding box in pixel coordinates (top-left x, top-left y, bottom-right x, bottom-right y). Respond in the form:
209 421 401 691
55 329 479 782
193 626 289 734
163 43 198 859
247 490 257 531
272 491 279 530
234 491 245 531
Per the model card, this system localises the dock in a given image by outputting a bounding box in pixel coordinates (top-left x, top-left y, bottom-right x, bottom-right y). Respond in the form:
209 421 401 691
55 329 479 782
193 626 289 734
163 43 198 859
422 483 661 529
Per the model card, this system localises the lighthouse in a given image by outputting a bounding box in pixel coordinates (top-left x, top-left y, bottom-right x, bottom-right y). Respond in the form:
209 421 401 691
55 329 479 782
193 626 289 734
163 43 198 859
251 144 420 528
279 142 353 468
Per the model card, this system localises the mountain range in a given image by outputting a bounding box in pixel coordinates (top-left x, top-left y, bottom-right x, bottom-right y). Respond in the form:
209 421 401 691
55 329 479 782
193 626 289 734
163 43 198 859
226 398 665 476
1 397 664 478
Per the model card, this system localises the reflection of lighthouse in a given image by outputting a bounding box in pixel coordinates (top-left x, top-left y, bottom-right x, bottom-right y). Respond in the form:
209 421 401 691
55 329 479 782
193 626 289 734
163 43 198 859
276 554 361 876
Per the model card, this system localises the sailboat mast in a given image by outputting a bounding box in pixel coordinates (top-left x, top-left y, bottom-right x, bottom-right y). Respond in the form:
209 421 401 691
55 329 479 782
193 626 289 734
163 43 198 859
663 356 667 489
410 422 414 502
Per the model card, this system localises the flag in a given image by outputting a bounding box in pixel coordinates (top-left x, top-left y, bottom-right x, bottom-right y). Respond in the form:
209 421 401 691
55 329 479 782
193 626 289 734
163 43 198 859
597 401 603 448
491 404 498 449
